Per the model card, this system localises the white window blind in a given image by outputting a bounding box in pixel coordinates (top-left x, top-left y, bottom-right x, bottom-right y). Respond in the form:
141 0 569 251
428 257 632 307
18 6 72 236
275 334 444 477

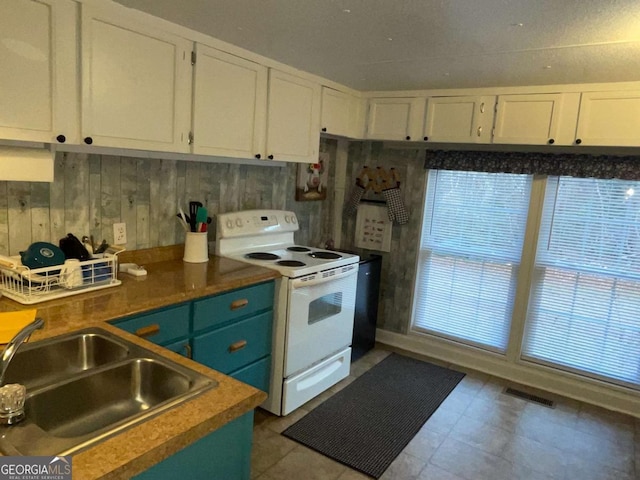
412 170 532 352
522 177 640 388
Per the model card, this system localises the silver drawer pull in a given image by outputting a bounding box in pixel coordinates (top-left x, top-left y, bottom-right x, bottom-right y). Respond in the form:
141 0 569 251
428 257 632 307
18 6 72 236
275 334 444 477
229 340 247 353
230 299 249 311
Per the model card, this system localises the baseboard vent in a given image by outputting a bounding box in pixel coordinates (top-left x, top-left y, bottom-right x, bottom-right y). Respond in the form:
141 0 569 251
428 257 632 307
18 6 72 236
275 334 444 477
503 387 555 408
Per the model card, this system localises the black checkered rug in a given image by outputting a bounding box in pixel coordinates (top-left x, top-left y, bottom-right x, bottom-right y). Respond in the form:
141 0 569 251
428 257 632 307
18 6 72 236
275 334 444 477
283 353 465 478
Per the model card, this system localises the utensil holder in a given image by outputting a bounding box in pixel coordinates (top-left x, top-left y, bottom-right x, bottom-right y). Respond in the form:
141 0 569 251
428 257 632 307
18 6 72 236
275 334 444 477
183 233 209 263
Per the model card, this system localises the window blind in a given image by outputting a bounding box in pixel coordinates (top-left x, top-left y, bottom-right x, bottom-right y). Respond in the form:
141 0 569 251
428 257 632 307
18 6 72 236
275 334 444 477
522 177 640 388
412 170 532 352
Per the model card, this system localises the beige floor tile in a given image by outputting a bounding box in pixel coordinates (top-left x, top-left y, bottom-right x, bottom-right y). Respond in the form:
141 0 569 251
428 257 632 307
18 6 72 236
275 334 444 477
416 463 466 480
259 407 310 434
563 456 636 480
449 416 515 457
336 469 371 480
575 403 636 448
499 433 567 479
251 425 298 476
430 437 514 480
403 426 448 462
422 404 463 435
436 388 477 415
264 445 346 480
462 390 527 433
379 452 427 480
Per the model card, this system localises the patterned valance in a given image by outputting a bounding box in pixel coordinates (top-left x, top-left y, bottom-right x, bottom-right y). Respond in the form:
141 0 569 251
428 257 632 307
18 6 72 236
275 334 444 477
424 150 640 180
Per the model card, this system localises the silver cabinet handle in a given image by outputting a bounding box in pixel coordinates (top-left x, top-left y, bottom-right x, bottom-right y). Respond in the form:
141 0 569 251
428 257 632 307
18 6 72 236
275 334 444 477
480 102 485 113
477 126 483 137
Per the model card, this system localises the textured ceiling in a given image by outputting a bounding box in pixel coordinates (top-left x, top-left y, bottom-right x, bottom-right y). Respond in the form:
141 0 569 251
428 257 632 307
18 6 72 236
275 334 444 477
115 0 640 91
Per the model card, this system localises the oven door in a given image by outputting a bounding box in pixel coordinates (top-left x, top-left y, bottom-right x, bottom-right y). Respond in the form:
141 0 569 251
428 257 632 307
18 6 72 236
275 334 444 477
284 263 358 377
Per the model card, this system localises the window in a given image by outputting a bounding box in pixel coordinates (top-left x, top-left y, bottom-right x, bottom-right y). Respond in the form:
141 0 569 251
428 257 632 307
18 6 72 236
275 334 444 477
522 177 640 388
412 170 532 352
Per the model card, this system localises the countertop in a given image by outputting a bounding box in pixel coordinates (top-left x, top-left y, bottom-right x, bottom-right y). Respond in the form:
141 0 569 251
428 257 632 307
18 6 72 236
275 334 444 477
0 246 281 479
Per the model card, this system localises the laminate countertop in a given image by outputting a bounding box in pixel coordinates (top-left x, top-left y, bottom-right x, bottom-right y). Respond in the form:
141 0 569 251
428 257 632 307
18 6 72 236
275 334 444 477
0 246 281 479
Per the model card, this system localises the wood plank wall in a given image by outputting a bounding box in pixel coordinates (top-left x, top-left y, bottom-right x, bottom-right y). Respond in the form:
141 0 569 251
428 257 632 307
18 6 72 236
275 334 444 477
0 139 336 256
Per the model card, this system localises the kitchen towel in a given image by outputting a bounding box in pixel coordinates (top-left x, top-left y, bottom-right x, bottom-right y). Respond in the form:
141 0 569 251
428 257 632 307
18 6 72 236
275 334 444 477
0 309 38 344
283 353 465 478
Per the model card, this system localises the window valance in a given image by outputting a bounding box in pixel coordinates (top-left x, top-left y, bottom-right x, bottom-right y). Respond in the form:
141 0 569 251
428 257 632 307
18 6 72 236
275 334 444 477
424 150 640 180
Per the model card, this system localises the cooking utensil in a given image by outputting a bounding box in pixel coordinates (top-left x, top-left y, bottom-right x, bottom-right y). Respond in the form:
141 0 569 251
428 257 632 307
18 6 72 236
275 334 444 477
188 201 203 232
196 206 208 232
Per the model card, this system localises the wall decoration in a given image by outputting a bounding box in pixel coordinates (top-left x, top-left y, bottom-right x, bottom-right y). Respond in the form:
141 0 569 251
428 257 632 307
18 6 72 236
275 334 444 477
295 151 329 201
355 203 392 252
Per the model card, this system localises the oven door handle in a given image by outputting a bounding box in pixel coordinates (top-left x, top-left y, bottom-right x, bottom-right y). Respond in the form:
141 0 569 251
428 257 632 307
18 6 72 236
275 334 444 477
291 266 358 289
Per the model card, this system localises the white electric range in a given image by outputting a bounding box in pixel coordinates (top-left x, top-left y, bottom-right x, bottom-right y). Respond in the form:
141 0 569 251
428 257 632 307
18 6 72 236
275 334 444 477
216 209 359 416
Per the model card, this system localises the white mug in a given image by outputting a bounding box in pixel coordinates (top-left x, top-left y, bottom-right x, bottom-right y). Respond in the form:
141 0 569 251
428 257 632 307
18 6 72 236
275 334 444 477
59 259 83 289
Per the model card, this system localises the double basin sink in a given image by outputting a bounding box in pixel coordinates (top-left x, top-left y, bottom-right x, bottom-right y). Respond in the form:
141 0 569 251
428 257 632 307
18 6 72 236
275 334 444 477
0 327 216 456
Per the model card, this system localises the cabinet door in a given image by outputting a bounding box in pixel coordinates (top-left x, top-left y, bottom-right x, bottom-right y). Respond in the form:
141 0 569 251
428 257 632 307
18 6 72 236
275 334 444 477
424 96 494 143
321 87 359 138
266 69 321 163
493 93 578 145
366 97 424 141
575 91 640 146
0 0 78 144
193 45 267 159
81 4 192 152
132 411 253 480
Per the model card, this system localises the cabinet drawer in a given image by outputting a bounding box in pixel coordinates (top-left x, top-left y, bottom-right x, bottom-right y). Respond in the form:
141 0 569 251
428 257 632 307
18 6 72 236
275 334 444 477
113 304 190 345
193 311 272 374
193 282 274 332
231 356 271 393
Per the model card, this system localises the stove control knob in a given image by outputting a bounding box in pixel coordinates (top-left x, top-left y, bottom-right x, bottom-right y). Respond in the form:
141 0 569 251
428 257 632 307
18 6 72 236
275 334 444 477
291 215 297 224
235 218 243 228
226 219 234 229
284 215 291 223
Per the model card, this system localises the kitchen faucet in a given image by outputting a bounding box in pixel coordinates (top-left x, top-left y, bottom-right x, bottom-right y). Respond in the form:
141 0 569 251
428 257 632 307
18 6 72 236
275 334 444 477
0 317 44 425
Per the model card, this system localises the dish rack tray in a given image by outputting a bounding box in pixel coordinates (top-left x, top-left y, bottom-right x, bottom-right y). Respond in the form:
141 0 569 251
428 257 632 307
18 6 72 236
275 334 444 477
0 251 123 305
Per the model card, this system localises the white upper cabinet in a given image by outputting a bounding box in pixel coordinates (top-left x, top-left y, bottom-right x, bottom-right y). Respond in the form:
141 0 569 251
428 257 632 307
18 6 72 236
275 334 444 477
424 96 495 143
493 93 579 145
575 91 640 146
266 69 321 163
80 4 192 152
192 45 267 159
320 87 363 138
366 97 425 141
0 0 78 144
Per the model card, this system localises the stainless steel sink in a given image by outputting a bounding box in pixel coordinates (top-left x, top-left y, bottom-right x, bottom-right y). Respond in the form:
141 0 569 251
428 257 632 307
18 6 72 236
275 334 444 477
0 328 216 456
2 330 130 390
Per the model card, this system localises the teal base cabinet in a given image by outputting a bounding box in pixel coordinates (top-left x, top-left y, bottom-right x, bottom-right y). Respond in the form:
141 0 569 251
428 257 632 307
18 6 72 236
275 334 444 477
112 281 274 392
132 411 253 480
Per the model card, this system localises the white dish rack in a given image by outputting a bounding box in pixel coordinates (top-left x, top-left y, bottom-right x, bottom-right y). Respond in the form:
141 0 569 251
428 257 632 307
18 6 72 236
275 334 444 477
0 251 123 305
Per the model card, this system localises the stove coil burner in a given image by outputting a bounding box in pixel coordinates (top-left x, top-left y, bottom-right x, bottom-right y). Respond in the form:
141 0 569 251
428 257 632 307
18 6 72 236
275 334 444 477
245 252 281 261
287 246 312 252
277 260 306 267
308 251 342 260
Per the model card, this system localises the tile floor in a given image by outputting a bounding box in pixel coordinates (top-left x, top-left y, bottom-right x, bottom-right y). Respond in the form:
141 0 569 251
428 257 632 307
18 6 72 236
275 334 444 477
251 347 640 480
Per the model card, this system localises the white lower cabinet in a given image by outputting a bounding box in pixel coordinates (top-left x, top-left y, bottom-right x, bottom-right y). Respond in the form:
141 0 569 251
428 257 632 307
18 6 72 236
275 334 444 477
575 90 640 146
493 93 580 146
0 0 78 144
266 69 321 163
80 3 192 152
192 45 267 159
424 96 495 143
